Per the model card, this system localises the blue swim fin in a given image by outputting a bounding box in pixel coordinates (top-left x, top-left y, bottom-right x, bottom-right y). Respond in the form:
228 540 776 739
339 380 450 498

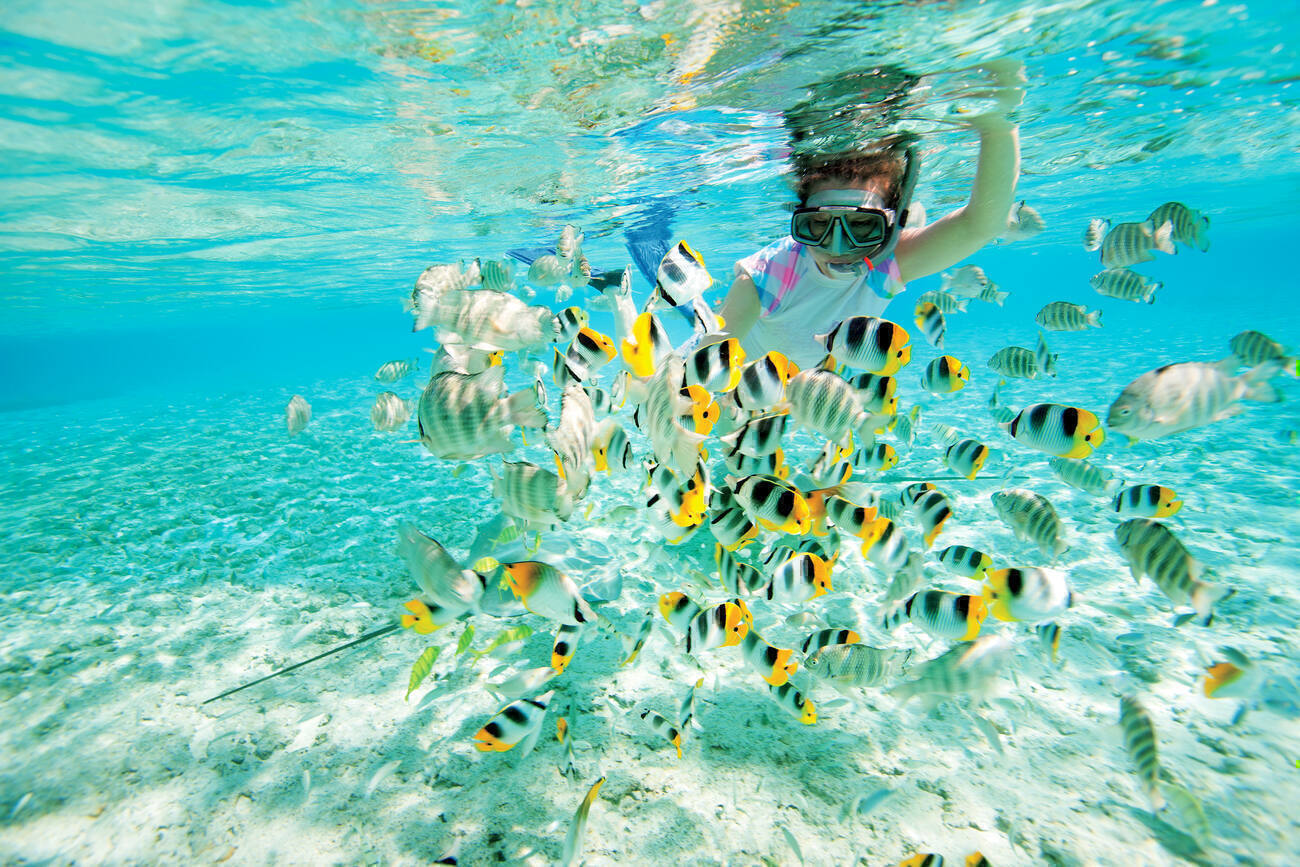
625 198 678 287
505 246 556 266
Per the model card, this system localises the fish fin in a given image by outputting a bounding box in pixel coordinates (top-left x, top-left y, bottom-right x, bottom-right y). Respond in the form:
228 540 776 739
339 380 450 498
1152 220 1176 254
1240 364 1283 402
1062 441 1094 459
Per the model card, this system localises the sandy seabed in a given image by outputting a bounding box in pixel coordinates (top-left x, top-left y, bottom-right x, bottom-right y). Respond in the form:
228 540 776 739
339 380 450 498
2 342 1298 866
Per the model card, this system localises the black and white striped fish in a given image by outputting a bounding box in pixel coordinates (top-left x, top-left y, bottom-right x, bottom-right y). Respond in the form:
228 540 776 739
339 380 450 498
1148 201 1209 251
1111 483 1183 518
715 543 764 595
814 315 913 375
1001 402 1105 458
1118 695 1164 808
769 682 816 724
846 372 899 415
1090 268 1161 304
987 346 1041 379
1048 456 1118 495
719 412 787 458
1114 519 1228 618
473 690 554 755
731 351 797 411
740 629 799 686
991 488 1068 559
937 544 993 579
800 627 860 655
1035 301 1102 331
1100 219 1176 268
884 589 987 641
914 301 946 348
686 338 745 393
945 437 990 480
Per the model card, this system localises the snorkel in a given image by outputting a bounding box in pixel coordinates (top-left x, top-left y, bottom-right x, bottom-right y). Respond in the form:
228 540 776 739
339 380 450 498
869 144 918 265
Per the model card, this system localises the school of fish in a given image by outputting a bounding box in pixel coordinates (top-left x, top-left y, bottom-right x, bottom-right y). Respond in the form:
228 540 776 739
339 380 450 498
275 210 1293 862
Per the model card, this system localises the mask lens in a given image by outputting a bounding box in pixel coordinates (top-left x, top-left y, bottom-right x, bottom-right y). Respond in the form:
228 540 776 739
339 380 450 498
844 212 887 246
792 211 831 244
805 213 833 238
792 207 892 251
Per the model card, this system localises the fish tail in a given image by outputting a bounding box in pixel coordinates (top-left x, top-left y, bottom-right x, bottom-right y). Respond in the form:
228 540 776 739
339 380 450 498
1240 364 1284 402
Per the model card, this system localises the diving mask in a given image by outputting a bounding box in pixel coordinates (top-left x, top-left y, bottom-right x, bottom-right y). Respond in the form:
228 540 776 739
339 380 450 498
790 202 894 252
788 145 919 263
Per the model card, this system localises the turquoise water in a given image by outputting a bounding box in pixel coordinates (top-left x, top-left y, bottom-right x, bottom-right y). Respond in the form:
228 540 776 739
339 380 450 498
3 1 1299 864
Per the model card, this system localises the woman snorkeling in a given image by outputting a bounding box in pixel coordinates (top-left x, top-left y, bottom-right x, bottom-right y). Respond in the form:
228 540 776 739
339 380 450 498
711 61 1024 367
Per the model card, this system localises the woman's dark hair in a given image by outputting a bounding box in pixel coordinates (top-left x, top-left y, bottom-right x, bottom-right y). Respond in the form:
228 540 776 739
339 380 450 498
782 66 921 207
791 136 912 206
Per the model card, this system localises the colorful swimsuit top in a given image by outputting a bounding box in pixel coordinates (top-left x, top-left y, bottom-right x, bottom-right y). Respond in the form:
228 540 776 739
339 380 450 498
734 236 907 367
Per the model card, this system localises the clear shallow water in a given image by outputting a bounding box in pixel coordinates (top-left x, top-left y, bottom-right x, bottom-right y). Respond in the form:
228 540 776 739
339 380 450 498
2 0 1300 864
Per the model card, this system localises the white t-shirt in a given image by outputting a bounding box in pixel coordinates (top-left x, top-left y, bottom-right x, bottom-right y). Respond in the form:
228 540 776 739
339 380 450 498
734 236 907 368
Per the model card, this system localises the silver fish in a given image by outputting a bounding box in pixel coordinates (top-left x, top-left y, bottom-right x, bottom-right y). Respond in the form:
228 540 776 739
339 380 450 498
1148 201 1209 251
786 368 874 447
1035 301 1102 331
987 346 1041 379
546 384 597 496
1035 331 1058 377
556 224 584 261
417 367 541 461
941 264 991 297
803 643 904 689
1114 519 1228 618
888 635 1011 706
413 284 556 350
992 488 1067 559
1003 200 1045 241
1090 268 1161 304
527 254 568 287
396 523 484 614
374 358 419 382
1083 217 1110 251
1229 330 1293 368
493 461 575 527
915 289 969 313
286 395 311 436
1048 456 1118 495
1107 359 1280 442
370 391 412 432
480 258 515 292
1118 695 1164 809
1100 220 1176 268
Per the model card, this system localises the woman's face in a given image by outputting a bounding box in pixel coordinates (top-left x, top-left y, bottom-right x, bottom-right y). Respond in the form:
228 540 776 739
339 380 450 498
802 175 896 266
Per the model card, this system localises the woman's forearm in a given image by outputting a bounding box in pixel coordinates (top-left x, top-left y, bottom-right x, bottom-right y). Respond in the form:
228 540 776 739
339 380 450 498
963 115 1021 239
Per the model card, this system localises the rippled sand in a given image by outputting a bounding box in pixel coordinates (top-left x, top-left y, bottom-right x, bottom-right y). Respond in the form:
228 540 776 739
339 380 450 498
2 325 1299 866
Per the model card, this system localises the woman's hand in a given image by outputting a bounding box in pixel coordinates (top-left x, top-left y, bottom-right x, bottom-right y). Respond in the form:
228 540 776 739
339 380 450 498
956 58 1026 128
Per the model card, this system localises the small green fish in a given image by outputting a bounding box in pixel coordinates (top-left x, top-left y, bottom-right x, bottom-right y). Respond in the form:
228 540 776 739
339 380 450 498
456 625 475 656
471 624 534 660
405 647 440 701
